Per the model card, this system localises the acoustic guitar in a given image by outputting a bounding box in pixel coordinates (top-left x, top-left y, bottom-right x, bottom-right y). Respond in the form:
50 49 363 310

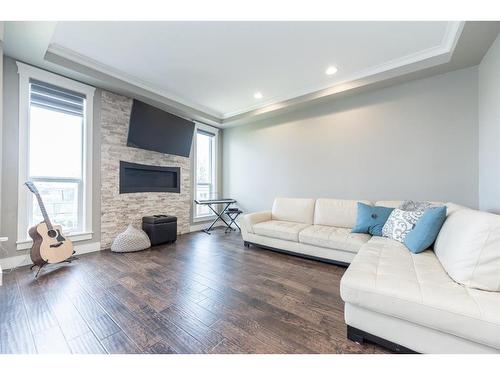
25 181 74 270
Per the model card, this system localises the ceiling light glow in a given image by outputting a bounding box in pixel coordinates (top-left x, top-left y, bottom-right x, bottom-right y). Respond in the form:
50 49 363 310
325 66 338 75
254 92 263 99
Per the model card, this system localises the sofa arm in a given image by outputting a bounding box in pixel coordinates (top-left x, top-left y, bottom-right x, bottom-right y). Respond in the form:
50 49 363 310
241 211 272 234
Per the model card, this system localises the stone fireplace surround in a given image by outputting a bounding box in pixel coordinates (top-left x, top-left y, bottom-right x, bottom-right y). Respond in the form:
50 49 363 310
100 91 190 250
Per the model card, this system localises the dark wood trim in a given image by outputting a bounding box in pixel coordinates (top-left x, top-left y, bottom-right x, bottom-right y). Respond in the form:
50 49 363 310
347 325 419 354
244 241 350 268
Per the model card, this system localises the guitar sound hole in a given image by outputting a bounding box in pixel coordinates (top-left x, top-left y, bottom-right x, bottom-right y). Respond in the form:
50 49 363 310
48 230 57 238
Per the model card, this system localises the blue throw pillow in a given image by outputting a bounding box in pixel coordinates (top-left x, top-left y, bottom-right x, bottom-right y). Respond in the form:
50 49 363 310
404 206 447 253
352 203 394 237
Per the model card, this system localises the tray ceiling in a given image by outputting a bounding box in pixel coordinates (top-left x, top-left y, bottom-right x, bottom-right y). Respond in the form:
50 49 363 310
47 21 462 120
3 21 479 126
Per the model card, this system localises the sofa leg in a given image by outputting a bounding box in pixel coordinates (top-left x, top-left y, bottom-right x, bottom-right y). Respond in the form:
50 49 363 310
243 241 250 248
347 326 365 344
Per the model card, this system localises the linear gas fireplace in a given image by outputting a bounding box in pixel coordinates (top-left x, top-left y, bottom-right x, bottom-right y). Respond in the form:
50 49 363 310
119 161 180 194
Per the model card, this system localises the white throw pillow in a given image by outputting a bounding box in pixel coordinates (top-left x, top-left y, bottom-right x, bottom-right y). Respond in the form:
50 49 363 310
382 209 424 242
434 209 500 292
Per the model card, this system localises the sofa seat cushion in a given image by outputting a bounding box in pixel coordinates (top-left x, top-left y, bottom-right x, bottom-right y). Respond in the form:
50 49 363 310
299 225 371 253
252 220 310 242
340 237 500 350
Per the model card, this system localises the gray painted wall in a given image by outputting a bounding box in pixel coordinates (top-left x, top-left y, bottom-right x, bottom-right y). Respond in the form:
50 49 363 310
478 34 500 214
1 56 21 260
1 56 102 260
223 67 479 213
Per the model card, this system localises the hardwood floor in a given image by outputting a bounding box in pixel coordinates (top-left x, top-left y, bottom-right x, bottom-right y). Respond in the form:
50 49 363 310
0 230 389 354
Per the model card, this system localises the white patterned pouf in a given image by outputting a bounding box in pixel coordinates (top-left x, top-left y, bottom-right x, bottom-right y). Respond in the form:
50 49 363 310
111 224 151 253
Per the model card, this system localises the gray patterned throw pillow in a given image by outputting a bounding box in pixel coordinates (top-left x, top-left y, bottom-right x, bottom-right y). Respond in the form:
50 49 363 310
382 209 425 242
399 200 434 211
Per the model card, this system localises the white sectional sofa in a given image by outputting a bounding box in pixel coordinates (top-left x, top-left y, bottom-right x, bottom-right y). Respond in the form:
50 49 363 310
241 198 500 354
241 198 373 265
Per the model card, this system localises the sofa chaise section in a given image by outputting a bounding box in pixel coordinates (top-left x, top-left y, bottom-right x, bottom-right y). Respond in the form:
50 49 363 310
340 216 500 353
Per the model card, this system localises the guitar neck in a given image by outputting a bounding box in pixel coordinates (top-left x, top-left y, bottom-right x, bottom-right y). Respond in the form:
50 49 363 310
34 193 53 230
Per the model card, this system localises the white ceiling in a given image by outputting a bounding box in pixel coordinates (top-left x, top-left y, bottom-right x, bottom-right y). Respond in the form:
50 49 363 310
48 21 459 119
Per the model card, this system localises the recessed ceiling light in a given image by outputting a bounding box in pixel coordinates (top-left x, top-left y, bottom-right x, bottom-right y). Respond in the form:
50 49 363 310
325 66 338 76
254 92 263 99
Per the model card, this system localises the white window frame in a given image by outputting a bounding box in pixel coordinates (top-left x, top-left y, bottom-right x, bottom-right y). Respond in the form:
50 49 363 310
16 62 95 250
193 122 219 222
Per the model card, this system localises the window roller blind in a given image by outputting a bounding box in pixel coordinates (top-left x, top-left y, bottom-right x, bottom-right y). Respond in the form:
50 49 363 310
29 79 85 117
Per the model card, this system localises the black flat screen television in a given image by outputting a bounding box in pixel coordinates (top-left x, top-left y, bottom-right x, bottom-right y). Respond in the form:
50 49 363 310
127 100 195 157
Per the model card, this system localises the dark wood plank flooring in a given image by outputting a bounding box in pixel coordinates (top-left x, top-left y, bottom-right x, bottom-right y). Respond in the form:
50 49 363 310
0 230 389 354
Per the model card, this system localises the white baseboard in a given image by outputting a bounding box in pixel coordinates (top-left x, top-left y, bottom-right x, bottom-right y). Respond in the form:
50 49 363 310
0 253 32 270
0 241 101 271
74 241 101 255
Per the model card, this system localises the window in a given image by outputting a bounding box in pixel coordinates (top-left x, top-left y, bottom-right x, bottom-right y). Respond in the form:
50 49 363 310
28 81 85 233
194 124 219 219
17 63 95 248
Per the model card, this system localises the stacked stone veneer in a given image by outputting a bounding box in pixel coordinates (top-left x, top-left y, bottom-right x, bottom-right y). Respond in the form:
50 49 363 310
100 91 190 250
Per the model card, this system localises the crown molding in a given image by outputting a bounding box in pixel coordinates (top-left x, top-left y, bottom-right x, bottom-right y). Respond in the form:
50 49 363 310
222 21 465 120
44 22 465 127
46 43 223 120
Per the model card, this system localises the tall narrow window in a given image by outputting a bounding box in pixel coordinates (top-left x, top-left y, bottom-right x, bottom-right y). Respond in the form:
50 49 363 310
194 125 218 219
28 80 85 233
17 62 94 249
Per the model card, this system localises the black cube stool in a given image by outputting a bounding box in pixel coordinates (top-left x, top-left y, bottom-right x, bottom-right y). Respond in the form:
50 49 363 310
142 215 177 246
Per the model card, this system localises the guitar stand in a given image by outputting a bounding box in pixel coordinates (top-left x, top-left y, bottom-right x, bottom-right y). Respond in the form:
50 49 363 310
30 254 79 279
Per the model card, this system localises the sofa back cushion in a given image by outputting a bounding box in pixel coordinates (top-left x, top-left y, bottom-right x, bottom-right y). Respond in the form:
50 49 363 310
445 202 468 216
375 200 403 208
434 209 500 292
314 199 372 228
272 198 316 224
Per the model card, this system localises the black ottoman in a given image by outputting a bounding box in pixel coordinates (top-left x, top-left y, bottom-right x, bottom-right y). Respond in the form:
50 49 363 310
142 215 177 246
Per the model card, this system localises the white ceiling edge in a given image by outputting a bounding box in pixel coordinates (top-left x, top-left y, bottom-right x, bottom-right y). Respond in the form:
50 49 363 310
46 43 223 119
43 48 222 126
223 21 500 128
9 21 499 131
1 22 220 126
223 41 456 125
222 21 465 119
4 21 57 64
43 22 465 127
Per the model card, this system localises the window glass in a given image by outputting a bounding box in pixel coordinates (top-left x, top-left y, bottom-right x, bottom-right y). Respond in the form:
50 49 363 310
29 105 83 179
27 82 85 233
195 130 216 217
